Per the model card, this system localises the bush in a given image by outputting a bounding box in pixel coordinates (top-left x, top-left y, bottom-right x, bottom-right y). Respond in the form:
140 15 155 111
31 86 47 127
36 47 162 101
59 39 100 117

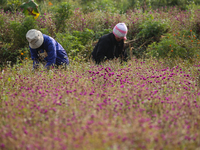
55 32 85 60
82 0 117 13
131 16 170 58
6 0 21 11
72 28 94 45
55 28 96 61
146 30 200 59
0 13 12 43
0 43 18 64
137 16 170 40
0 16 37 65
0 43 30 66
9 16 38 49
36 13 56 38
94 28 112 41
51 2 73 32
0 0 6 6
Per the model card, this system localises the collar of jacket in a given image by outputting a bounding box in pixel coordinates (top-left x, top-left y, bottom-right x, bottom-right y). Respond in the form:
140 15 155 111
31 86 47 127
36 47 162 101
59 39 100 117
111 33 123 44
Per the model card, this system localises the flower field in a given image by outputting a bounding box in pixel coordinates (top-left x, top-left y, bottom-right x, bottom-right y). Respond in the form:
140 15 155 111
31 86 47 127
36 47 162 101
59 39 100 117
1 58 200 150
1 0 200 149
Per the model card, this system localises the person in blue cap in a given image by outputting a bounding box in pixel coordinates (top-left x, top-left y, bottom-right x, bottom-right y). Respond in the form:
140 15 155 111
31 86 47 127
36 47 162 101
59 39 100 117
26 29 69 70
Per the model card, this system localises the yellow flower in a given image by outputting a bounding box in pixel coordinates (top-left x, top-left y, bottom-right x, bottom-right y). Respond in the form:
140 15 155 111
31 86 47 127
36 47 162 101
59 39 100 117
21 53 24 55
32 10 40 20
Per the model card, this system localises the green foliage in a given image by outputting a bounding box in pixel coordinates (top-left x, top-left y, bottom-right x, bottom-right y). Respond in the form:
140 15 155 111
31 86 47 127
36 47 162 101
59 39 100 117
55 28 96 61
55 32 85 60
0 0 6 5
40 28 51 36
9 16 38 48
0 14 5 41
51 2 73 32
116 0 131 14
137 17 170 40
0 43 18 66
94 28 112 40
0 13 12 43
82 0 117 13
146 30 199 59
131 17 170 58
72 28 94 45
6 0 25 11
0 14 33 64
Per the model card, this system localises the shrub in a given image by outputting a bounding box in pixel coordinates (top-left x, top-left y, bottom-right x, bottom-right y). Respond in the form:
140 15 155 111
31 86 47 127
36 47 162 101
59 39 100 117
72 28 94 45
0 13 12 43
36 13 56 38
55 32 85 60
5 0 23 11
0 0 6 8
146 30 200 59
191 20 200 39
131 16 170 58
94 28 112 41
82 0 117 13
137 16 170 41
0 43 18 67
9 16 38 49
0 40 31 66
55 28 96 61
51 2 73 32
0 16 37 65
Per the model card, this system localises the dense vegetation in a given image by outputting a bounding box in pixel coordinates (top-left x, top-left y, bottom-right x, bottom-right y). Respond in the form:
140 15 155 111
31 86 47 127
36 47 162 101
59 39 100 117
1 1 200 149
1 0 200 66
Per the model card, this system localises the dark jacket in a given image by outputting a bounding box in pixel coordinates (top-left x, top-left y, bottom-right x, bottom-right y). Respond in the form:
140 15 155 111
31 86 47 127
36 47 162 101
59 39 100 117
30 34 69 68
91 33 127 64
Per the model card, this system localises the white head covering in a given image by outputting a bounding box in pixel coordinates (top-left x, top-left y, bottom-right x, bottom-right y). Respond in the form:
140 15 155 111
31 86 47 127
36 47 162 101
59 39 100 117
113 23 128 40
26 29 44 49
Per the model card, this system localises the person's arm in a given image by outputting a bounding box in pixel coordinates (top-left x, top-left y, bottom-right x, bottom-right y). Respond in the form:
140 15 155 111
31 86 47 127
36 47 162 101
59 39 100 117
122 49 128 62
119 41 127 63
95 39 107 64
45 41 57 69
30 47 39 69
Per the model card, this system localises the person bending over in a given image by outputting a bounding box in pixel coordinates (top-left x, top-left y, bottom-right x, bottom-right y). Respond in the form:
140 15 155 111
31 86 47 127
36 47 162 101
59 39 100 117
91 23 128 64
26 29 69 70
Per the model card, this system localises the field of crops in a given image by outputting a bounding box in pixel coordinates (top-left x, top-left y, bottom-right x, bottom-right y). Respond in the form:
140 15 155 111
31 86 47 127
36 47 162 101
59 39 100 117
2 0 200 149
1 58 200 149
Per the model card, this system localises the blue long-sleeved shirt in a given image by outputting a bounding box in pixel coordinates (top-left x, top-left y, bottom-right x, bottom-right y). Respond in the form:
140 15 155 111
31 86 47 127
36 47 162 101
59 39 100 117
29 34 69 68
